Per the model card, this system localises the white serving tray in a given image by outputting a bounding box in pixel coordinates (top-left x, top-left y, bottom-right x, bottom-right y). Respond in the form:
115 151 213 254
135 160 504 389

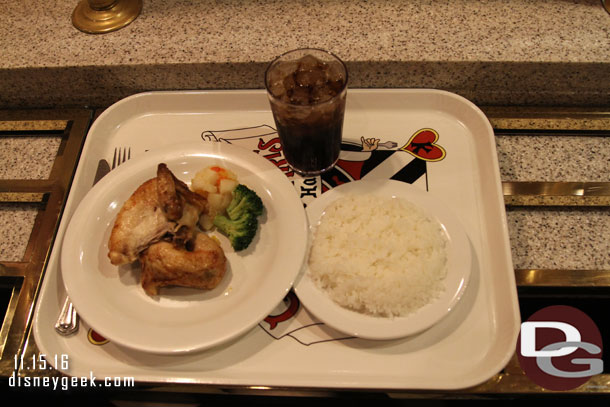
33 89 520 391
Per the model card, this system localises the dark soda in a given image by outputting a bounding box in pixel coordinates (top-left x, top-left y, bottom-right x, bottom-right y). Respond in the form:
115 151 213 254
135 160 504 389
265 49 348 176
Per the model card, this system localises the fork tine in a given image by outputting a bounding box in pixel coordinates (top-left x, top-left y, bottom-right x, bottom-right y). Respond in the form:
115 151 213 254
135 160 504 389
112 147 118 169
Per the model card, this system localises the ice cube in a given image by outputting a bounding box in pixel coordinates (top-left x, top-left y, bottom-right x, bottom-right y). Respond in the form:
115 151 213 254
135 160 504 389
324 60 344 81
327 79 345 95
310 85 335 104
295 68 326 88
268 80 286 99
282 73 297 92
267 61 300 99
288 84 311 105
274 60 299 78
297 54 323 72
325 61 346 92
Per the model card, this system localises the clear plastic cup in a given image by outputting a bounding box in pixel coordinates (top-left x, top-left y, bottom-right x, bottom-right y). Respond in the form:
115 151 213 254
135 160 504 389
265 48 348 176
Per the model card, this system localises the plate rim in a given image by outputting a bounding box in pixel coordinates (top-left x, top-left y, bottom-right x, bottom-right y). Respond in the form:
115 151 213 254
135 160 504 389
60 141 308 354
293 179 472 340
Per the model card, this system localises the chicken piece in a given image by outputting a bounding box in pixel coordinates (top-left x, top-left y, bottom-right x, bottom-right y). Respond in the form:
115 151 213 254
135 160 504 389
107 163 207 266
139 233 227 296
158 163 207 216
156 163 184 221
107 178 173 265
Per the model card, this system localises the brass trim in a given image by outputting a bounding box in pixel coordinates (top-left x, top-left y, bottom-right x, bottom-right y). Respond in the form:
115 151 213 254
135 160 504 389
0 179 59 193
503 181 610 196
503 181 610 206
484 106 610 134
0 278 22 360
515 269 610 287
0 263 29 277
463 372 610 394
72 0 143 34
0 109 90 378
483 106 610 120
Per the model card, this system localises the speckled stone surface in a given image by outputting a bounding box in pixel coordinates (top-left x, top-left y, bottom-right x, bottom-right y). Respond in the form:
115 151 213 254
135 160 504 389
0 0 609 109
0 136 61 180
496 134 610 182
507 207 610 270
0 203 39 262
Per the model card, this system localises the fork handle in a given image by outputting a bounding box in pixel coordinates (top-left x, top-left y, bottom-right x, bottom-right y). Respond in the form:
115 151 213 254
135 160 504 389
55 296 79 335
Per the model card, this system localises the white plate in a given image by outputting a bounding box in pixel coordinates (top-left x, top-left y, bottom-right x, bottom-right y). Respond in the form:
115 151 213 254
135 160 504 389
294 179 472 340
61 142 308 354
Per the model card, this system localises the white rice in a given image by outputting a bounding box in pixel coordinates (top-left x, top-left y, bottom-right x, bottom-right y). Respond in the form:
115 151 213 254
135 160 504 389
308 193 448 318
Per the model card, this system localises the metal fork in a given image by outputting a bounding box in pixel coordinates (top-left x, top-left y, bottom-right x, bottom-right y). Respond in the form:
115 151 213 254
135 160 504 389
55 147 131 336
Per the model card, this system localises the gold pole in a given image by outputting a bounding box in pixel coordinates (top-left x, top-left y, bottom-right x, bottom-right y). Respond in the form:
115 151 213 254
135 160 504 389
72 0 142 34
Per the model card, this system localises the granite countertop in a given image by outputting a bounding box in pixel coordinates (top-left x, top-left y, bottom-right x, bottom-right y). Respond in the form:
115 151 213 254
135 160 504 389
1 0 610 109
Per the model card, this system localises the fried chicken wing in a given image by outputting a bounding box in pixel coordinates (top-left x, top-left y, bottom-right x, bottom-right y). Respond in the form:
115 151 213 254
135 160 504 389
107 164 207 266
156 163 185 221
107 178 173 265
158 163 207 216
139 233 227 296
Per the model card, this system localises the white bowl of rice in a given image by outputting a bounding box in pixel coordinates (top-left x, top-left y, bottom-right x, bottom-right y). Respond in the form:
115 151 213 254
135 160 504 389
294 179 471 340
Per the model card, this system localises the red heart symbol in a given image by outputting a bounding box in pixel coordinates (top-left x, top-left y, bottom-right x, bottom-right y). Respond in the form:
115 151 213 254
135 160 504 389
401 129 446 161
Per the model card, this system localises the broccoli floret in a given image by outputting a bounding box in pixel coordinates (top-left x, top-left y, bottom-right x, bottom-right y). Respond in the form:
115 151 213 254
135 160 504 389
213 213 258 251
226 184 263 220
213 184 264 251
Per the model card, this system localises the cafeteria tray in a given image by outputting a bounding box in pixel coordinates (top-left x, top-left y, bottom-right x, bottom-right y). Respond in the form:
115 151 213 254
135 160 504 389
32 89 520 391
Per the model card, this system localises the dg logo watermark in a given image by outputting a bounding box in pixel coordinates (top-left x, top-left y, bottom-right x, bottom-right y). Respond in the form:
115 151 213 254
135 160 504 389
517 305 604 390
